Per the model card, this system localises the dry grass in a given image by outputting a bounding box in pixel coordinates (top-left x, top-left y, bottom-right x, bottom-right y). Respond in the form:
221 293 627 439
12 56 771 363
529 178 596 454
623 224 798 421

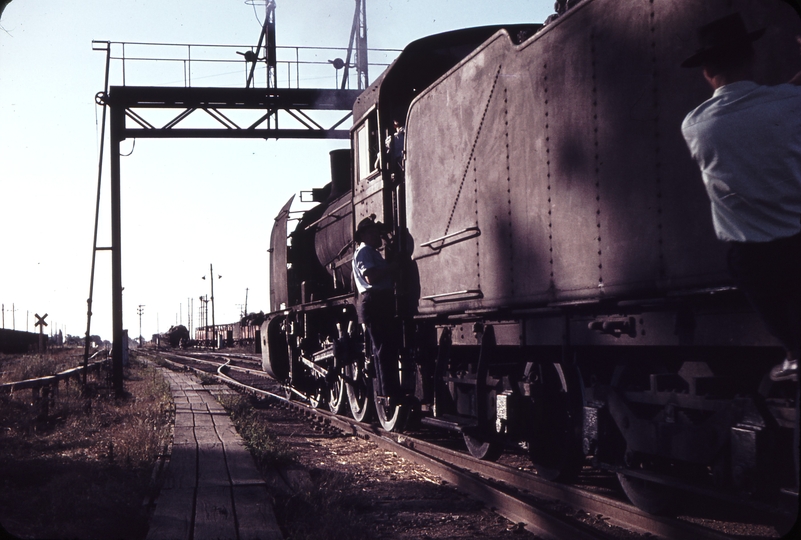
217 394 372 540
0 352 172 539
217 393 296 469
0 348 87 383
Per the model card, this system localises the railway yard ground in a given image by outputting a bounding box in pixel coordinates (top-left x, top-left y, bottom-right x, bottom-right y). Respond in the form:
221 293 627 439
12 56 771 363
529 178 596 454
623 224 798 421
0 347 796 539
0 349 172 539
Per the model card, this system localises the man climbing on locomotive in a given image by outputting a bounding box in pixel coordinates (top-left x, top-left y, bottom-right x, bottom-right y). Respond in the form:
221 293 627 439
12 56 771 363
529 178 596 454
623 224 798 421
352 216 402 402
681 12 801 382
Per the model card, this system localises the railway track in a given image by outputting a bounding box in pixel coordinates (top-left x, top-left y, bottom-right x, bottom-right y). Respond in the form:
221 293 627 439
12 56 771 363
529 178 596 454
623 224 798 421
137 348 790 540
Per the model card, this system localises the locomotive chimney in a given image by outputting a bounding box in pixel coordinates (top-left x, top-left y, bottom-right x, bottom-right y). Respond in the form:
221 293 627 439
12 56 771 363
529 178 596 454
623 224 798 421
329 149 351 200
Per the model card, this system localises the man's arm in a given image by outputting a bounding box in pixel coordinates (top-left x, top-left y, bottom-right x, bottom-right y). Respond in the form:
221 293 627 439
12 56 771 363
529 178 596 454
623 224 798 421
363 260 398 285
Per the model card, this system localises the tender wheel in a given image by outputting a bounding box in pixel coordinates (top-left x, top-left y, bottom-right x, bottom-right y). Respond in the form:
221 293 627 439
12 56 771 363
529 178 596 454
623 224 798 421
346 359 373 422
463 430 503 461
328 373 348 415
463 327 503 461
617 472 677 515
527 361 585 481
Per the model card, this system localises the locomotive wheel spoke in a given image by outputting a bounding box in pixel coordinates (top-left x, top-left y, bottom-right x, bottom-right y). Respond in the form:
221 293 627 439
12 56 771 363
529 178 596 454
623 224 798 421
346 359 373 422
372 381 408 432
328 374 348 415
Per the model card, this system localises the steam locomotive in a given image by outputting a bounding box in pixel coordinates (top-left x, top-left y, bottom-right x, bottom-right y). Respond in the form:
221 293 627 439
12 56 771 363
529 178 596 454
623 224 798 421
261 0 800 516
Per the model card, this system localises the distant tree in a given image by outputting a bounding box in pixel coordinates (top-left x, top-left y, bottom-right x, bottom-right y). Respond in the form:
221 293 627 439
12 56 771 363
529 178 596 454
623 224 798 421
65 334 83 347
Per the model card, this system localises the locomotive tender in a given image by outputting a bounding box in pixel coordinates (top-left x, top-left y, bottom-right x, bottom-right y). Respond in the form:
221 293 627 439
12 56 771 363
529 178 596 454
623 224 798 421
262 0 800 515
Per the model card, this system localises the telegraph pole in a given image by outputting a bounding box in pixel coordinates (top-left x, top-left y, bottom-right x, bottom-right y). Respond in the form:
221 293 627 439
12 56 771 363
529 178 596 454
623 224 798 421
199 295 209 347
202 264 221 347
137 305 145 347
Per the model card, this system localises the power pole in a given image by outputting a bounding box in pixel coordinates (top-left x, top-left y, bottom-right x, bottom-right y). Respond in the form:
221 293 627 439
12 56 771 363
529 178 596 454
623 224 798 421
199 295 209 347
210 264 219 347
137 305 145 346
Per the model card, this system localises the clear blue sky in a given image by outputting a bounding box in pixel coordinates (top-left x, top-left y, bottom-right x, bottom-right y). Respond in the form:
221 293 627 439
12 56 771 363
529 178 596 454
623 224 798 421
0 0 552 342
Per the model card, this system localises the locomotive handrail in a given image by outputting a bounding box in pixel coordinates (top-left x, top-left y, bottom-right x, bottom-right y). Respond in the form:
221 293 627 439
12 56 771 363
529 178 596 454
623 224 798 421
421 289 483 303
304 200 352 230
419 226 481 251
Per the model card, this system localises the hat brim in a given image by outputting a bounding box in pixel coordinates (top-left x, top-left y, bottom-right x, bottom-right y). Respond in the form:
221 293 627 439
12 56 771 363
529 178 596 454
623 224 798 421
681 27 765 68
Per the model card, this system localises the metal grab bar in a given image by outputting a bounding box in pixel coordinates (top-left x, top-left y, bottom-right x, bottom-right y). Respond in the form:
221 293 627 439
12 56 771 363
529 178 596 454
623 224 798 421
419 226 481 251
305 200 352 230
421 289 483 303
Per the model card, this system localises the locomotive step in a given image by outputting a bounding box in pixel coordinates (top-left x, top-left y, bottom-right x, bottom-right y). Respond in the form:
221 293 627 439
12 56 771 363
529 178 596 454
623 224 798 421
420 414 479 433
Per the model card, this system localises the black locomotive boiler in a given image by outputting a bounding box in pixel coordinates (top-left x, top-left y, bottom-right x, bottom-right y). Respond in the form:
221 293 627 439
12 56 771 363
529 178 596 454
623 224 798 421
261 0 800 516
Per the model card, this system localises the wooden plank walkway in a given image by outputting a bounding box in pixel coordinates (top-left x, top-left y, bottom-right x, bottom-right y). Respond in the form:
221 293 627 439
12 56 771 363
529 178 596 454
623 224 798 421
146 370 283 540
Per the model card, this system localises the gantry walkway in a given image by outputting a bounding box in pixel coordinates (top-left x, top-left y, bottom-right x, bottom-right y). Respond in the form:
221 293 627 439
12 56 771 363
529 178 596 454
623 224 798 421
146 370 283 540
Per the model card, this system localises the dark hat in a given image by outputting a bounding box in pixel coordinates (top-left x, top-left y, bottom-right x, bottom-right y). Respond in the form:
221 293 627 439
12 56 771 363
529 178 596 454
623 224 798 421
354 216 379 242
681 12 765 68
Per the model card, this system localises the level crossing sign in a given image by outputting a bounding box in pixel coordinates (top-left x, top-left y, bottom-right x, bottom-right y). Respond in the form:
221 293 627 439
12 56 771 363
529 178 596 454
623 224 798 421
35 313 48 353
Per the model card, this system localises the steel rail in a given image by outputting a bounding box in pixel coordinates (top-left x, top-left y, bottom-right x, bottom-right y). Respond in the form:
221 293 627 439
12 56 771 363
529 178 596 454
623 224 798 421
390 435 736 540
146 351 603 537
144 350 751 540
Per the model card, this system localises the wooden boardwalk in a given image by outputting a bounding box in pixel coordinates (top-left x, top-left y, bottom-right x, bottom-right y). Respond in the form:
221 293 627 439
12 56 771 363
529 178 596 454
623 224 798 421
146 370 283 540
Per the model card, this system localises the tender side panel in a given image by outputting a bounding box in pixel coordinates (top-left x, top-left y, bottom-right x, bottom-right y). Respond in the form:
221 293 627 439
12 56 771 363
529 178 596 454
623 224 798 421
589 3 663 294
507 31 555 307
536 5 604 298
406 39 513 310
406 0 801 316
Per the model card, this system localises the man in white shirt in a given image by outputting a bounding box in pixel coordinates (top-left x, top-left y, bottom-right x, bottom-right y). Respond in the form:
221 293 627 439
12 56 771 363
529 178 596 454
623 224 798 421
352 217 401 401
681 12 801 381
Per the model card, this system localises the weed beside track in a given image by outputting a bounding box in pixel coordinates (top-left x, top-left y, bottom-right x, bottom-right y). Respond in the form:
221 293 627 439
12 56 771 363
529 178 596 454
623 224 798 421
0 352 172 539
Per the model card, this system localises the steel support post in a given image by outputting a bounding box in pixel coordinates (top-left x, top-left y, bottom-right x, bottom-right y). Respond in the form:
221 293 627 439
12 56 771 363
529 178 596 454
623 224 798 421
110 105 125 396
